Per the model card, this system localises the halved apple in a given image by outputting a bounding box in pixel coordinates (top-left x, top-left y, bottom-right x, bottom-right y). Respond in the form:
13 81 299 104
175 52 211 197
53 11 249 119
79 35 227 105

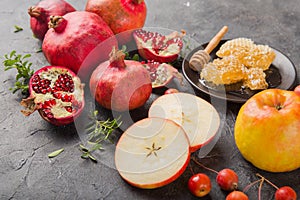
115 117 190 189
148 93 220 152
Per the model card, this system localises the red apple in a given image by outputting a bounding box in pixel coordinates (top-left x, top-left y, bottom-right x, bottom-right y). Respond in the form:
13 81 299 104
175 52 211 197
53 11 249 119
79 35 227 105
294 85 300 96
164 88 179 95
234 88 300 172
148 93 220 152
226 191 249 200
115 117 190 189
188 173 211 197
275 186 297 200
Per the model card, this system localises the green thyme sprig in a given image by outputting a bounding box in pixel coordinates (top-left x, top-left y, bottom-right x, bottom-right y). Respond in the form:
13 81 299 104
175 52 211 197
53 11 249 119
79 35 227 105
80 110 122 163
3 50 34 96
121 45 140 61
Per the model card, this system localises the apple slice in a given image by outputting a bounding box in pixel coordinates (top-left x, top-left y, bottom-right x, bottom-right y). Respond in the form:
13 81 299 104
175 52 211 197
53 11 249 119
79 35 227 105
148 93 220 152
115 117 190 189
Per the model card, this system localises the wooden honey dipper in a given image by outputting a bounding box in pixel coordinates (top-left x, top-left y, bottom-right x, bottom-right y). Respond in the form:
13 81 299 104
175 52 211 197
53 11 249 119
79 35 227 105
189 26 228 72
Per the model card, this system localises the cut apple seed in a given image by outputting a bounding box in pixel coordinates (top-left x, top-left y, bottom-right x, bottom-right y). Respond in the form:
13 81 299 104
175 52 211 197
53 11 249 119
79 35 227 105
148 93 220 152
115 117 190 189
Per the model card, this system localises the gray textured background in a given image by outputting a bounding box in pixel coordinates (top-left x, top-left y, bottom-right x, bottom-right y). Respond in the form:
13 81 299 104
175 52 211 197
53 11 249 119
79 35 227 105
0 0 299 199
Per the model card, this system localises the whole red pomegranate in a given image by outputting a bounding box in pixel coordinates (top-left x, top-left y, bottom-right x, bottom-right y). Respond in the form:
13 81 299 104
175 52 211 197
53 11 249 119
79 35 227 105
42 11 118 79
28 0 76 40
85 0 147 44
21 66 84 126
89 48 152 111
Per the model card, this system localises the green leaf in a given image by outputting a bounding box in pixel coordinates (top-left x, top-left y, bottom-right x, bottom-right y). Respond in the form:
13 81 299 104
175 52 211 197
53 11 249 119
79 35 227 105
132 54 140 61
81 153 89 159
9 50 16 58
14 25 23 33
80 111 122 163
48 148 64 158
22 54 31 59
88 154 98 163
90 143 104 151
2 50 34 96
121 45 127 52
79 144 89 152
36 48 43 53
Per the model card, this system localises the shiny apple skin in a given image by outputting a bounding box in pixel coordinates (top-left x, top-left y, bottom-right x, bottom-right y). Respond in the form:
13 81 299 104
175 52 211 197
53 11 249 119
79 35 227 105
275 186 297 200
226 191 249 200
216 168 238 191
164 88 179 95
234 88 300 172
294 85 300 96
188 173 211 197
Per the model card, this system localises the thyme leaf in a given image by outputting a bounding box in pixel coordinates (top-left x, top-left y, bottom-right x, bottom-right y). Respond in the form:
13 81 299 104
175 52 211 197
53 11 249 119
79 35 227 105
14 25 23 33
48 148 64 158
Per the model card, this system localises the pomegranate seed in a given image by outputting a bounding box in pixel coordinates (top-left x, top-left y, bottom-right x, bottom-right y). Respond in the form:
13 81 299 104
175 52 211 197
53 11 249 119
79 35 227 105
31 75 52 94
65 106 73 113
43 108 51 114
42 99 56 109
46 113 54 119
53 92 62 99
49 99 56 105
63 94 73 102
53 73 74 93
42 103 50 109
41 89 47 94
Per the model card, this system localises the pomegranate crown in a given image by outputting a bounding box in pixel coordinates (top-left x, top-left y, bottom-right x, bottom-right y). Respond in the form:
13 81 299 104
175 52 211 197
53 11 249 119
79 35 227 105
48 15 67 33
109 47 126 68
28 6 45 18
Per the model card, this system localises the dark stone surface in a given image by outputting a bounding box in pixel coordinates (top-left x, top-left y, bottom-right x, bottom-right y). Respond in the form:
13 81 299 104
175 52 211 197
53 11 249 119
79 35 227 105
0 0 299 199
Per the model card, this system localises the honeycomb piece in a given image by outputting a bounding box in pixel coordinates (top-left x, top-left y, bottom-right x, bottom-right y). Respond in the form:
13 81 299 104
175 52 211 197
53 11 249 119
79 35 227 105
216 38 255 58
243 67 268 90
243 44 276 70
200 57 246 85
216 38 276 70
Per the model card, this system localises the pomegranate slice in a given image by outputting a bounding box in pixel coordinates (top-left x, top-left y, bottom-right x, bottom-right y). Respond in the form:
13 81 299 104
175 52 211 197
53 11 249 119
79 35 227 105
21 66 85 126
133 29 183 63
143 61 183 88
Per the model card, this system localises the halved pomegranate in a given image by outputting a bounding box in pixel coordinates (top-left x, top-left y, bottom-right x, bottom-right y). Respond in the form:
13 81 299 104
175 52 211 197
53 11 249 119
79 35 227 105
142 60 183 88
133 29 184 63
21 66 84 126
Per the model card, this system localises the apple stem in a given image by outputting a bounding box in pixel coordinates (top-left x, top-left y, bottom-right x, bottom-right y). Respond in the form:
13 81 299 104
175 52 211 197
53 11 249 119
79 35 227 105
256 173 279 190
258 177 264 200
243 179 261 193
191 157 219 174
189 164 195 175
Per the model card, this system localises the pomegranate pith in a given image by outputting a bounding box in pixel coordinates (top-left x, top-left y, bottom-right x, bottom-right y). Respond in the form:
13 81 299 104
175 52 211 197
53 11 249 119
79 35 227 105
21 66 84 126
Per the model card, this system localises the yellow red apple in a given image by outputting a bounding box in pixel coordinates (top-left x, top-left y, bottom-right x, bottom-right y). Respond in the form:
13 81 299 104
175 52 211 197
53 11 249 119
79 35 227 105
234 88 300 172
